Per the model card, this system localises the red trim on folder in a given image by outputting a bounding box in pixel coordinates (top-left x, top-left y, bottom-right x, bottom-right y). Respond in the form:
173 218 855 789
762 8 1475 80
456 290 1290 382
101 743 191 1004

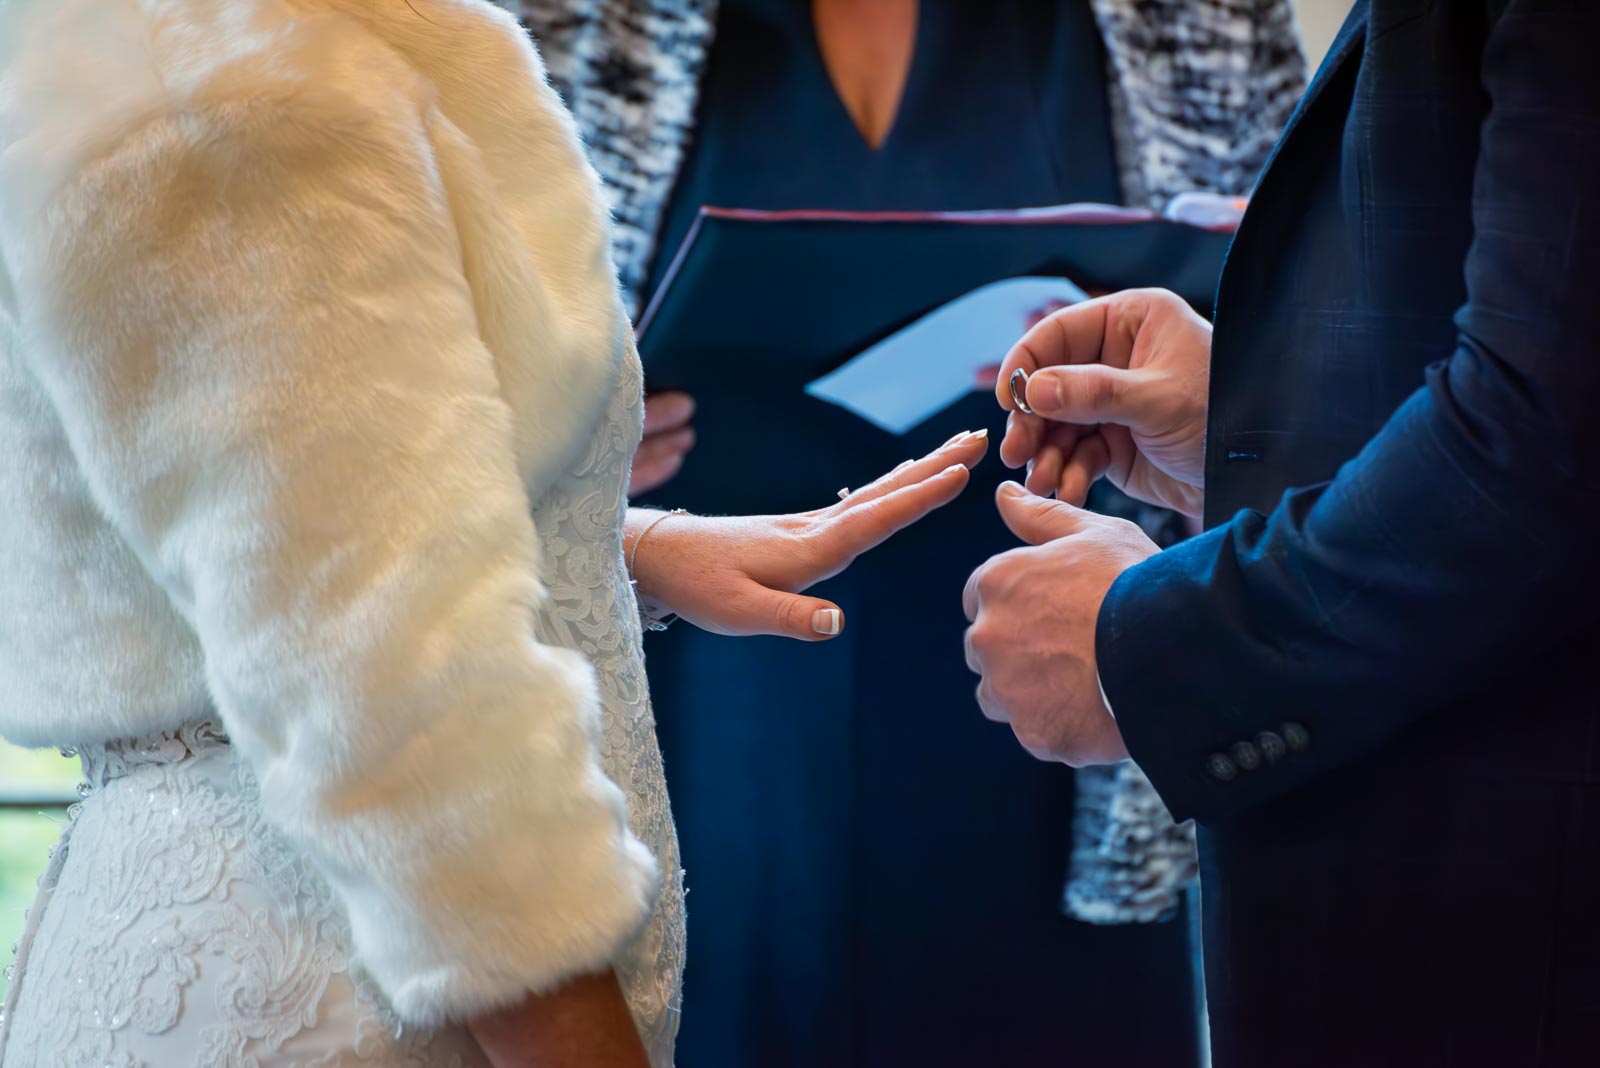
697 204 1163 226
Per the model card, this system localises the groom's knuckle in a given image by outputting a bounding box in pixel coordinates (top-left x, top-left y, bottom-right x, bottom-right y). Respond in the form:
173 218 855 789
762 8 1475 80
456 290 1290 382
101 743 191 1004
975 680 1004 722
1043 535 1080 564
1011 720 1043 752
1111 515 1143 539
966 619 992 658
963 630 982 674
989 553 1031 592
975 560 1005 597
1013 718 1058 756
1084 371 1120 413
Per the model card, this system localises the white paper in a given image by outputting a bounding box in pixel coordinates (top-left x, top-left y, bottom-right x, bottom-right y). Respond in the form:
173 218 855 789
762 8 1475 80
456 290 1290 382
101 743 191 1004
805 276 1090 435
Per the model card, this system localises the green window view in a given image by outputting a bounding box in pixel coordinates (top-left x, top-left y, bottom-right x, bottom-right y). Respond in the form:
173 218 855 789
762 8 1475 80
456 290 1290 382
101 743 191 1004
0 742 78 1000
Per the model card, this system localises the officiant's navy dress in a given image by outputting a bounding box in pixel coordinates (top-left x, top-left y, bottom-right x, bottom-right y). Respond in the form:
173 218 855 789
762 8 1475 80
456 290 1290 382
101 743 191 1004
638 3 1198 1065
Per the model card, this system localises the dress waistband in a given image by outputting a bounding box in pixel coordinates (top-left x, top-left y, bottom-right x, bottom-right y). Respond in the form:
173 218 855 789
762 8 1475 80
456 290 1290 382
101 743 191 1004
76 721 231 789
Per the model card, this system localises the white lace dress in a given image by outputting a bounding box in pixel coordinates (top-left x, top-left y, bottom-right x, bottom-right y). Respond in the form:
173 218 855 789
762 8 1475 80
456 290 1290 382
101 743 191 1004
0 354 686 1067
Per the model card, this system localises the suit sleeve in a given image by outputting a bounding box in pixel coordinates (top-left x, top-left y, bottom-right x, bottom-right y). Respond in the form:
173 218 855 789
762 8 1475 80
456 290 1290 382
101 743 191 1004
12 88 657 1025
1098 1 1600 823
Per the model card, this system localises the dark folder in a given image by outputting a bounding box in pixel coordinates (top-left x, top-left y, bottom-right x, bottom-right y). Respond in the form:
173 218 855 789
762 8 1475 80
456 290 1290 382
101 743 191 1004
632 205 1232 515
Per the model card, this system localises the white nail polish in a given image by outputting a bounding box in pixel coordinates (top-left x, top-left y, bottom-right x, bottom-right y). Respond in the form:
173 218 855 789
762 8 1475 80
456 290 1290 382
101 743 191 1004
970 428 989 441
811 608 842 636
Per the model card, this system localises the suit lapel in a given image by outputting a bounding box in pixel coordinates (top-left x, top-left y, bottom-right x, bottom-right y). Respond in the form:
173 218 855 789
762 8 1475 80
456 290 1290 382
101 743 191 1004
1277 1 1369 150
1206 0 1369 472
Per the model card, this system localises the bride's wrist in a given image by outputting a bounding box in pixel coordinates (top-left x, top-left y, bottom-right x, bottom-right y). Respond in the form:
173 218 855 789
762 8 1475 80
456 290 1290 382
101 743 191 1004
624 507 689 605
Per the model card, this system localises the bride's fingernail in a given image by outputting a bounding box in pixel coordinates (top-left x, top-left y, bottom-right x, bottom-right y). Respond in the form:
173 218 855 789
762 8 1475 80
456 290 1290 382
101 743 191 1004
944 430 971 446
969 428 988 442
812 608 843 636
893 458 915 473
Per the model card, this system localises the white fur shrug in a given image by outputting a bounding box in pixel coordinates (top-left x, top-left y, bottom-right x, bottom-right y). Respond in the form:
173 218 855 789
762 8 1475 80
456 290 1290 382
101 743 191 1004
0 0 663 1029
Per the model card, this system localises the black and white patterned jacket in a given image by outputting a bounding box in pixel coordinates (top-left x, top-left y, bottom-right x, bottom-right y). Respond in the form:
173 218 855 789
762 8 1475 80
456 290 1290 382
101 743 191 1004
499 0 1308 926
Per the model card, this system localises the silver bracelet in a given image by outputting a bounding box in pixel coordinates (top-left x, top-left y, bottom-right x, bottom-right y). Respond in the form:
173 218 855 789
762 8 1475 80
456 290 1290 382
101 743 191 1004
628 508 688 578
629 509 688 632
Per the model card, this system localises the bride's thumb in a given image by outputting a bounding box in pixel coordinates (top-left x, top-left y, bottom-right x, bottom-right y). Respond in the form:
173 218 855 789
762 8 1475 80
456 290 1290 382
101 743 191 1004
738 584 845 642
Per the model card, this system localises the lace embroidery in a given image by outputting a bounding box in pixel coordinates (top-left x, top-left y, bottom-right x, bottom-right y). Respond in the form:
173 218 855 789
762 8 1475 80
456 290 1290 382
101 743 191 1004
0 733 484 1068
528 340 685 1062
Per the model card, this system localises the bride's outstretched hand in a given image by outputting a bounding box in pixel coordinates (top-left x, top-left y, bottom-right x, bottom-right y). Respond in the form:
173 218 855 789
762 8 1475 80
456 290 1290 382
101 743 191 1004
628 429 990 641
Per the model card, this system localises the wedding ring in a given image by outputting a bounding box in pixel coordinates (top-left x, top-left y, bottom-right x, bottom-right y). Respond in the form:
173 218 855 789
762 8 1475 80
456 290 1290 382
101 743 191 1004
837 487 852 500
1009 368 1034 415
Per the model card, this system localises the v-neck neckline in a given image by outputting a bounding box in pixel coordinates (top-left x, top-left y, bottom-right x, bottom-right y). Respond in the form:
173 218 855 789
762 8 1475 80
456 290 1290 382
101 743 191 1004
808 1 926 155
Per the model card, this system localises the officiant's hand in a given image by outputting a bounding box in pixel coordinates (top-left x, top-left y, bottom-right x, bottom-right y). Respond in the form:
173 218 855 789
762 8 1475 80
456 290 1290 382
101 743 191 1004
963 483 1156 765
629 392 697 496
628 430 989 640
996 288 1211 517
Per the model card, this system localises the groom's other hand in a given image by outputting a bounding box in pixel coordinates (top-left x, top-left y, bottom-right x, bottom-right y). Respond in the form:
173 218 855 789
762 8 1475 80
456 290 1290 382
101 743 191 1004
996 289 1211 517
963 483 1158 765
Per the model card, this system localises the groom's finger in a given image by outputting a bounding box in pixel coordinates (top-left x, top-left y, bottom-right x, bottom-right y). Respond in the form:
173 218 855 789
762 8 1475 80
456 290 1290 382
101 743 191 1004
996 296 1116 411
1026 364 1148 428
1024 422 1085 497
995 481 1092 545
999 407 1049 470
1056 432 1113 507
998 293 1163 470
1025 443 1061 499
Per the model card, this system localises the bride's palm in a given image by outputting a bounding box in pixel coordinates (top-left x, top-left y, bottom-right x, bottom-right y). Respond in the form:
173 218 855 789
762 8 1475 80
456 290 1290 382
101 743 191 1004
633 430 990 640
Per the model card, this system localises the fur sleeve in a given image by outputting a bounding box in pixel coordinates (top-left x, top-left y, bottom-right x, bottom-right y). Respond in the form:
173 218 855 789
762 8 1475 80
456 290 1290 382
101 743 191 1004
7 79 657 1026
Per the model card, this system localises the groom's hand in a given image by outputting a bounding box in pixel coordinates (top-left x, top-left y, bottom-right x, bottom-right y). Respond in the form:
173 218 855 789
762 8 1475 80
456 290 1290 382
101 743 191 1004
963 483 1158 765
996 288 1211 517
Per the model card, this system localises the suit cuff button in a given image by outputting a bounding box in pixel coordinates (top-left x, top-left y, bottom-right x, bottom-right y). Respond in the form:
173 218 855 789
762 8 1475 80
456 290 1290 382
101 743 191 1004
1255 730 1287 764
1230 741 1262 771
1282 722 1312 752
1206 752 1239 782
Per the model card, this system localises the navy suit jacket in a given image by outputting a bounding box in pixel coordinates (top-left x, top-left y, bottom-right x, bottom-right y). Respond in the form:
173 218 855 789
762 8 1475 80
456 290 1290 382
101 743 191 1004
1100 1 1600 1063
